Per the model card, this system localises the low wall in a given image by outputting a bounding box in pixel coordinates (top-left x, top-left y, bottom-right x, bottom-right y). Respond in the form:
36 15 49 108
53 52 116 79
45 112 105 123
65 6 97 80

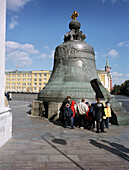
0 107 12 147
12 93 38 101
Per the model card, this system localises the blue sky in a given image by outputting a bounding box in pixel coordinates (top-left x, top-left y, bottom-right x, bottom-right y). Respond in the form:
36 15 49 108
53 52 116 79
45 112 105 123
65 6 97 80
6 0 129 85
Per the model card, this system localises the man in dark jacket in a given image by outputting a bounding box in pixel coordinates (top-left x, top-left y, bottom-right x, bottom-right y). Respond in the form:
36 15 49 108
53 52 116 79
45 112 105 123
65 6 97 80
94 98 106 133
63 103 73 128
60 96 71 124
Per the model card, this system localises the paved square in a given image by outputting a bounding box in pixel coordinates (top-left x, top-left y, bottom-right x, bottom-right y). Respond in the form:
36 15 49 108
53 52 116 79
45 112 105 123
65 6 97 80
0 100 129 169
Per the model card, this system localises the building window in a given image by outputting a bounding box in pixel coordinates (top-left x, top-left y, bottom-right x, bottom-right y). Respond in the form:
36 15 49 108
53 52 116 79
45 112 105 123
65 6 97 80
39 78 42 81
22 83 26 86
44 74 47 77
44 78 47 81
12 75 16 77
34 74 37 77
7 75 10 77
28 74 31 77
39 83 41 86
28 78 31 81
7 79 10 81
44 83 46 86
34 79 37 81
39 74 41 77
23 74 26 77
34 83 37 86
22 79 26 81
34 87 37 90
12 79 16 81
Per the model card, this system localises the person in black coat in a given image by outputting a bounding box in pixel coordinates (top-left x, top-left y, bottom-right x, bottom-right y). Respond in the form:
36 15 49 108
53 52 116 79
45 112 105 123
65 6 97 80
60 96 71 124
63 103 73 128
94 98 106 133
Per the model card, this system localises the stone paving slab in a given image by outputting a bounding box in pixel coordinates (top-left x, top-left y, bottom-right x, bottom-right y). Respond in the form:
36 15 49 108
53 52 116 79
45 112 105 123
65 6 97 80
0 100 129 169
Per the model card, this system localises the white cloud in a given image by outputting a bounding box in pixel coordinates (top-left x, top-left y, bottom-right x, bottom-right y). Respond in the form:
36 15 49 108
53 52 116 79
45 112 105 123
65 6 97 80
7 50 32 67
112 71 126 85
39 54 47 58
102 0 106 3
102 0 127 3
126 74 129 77
113 77 126 85
125 44 129 47
108 49 119 58
112 71 129 85
112 72 123 77
38 50 54 59
20 44 39 54
6 41 39 54
8 15 19 29
5 41 39 68
7 0 33 30
7 0 32 11
117 41 129 47
117 41 126 47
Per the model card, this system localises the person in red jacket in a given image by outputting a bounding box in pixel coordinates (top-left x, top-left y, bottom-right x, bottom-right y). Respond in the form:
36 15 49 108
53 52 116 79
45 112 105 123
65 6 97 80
70 100 76 129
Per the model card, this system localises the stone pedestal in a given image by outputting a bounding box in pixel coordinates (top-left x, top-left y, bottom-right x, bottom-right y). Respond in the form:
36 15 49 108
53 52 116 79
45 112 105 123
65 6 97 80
31 101 45 116
48 102 62 121
0 108 12 147
109 97 129 125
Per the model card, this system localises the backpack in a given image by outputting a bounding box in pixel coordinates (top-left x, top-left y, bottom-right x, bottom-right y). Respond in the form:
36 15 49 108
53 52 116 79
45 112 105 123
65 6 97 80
64 108 73 118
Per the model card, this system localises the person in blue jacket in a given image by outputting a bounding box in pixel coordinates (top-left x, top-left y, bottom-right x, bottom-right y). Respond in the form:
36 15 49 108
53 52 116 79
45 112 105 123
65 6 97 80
64 103 73 129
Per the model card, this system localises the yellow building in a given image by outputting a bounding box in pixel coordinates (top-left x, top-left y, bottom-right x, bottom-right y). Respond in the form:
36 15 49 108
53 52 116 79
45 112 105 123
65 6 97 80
5 70 51 93
5 57 112 93
97 57 112 92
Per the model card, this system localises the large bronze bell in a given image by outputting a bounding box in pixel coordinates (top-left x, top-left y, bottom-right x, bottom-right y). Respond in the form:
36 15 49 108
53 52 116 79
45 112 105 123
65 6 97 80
39 13 99 103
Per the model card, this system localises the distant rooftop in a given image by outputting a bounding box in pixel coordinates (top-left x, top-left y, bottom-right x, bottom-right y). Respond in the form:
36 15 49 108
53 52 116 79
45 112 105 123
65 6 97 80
5 70 52 74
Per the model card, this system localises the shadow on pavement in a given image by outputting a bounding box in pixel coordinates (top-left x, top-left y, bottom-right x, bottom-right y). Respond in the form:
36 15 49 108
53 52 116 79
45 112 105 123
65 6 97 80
52 138 67 145
28 104 31 107
101 140 129 153
42 134 85 170
27 109 31 115
89 139 129 162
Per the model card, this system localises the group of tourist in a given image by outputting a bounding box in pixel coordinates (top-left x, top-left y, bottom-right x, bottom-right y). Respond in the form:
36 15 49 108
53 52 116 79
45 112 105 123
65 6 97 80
60 96 111 133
